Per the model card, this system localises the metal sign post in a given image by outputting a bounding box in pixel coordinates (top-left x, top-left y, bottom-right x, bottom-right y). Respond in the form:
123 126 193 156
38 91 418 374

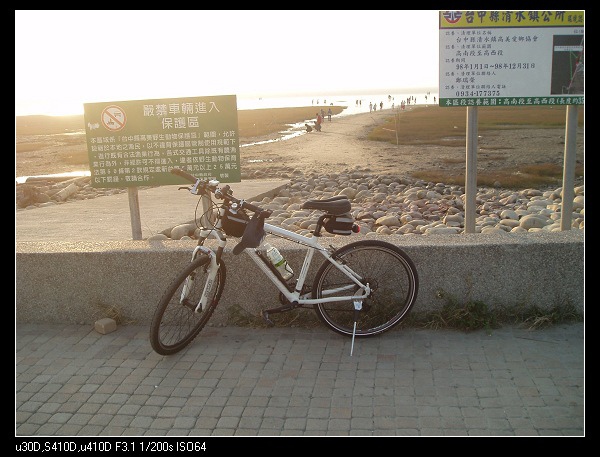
561 106 579 230
464 107 478 234
439 10 584 232
128 187 142 240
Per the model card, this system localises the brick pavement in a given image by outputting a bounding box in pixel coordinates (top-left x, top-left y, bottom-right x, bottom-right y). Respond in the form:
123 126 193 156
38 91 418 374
15 322 584 437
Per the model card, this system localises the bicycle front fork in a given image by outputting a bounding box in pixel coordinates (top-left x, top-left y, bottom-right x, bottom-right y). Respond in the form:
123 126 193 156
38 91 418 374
180 247 220 313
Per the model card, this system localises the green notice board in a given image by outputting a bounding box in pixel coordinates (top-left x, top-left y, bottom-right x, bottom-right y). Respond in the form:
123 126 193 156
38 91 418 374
84 95 240 188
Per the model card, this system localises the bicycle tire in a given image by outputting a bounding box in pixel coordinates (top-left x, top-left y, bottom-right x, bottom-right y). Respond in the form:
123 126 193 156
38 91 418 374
150 254 226 355
312 239 418 337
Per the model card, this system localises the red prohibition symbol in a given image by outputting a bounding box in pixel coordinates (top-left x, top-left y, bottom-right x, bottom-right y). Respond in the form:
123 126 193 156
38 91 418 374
101 105 127 132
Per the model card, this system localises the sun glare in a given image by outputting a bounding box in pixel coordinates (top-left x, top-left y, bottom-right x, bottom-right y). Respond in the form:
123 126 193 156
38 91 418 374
15 10 441 117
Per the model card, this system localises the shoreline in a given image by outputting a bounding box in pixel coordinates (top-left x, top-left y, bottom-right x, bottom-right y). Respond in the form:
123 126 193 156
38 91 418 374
15 105 409 180
16 105 584 186
15 107 380 182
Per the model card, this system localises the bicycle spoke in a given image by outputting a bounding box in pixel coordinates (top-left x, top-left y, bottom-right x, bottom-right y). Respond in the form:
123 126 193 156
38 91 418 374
150 169 419 355
313 240 418 337
150 256 225 355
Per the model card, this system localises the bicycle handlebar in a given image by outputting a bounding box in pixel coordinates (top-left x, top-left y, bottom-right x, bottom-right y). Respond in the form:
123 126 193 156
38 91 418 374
171 167 198 183
171 168 270 217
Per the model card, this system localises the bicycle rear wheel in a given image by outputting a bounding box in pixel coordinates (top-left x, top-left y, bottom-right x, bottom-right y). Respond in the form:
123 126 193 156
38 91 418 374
150 255 226 355
312 240 418 337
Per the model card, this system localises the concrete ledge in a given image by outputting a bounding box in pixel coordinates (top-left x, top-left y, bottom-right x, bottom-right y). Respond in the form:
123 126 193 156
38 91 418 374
16 230 584 325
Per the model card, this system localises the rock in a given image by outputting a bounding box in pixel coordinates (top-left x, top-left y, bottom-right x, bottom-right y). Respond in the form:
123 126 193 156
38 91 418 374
54 183 79 201
170 223 197 240
16 171 585 240
519 214 550 230
375 215 401 227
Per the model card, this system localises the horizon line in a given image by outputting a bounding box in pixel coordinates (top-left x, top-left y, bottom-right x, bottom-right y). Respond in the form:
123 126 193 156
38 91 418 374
15 86 439 118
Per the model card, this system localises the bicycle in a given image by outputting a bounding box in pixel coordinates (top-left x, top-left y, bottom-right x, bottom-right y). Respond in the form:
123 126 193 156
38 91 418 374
150 168 419 356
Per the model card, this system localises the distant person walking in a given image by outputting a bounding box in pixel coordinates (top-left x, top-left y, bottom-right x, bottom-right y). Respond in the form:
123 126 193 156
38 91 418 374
314 112 323 132
327 107 332 121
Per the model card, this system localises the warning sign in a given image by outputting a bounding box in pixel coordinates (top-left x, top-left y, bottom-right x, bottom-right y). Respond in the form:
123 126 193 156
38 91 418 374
84 95 240 188
101 105 127 131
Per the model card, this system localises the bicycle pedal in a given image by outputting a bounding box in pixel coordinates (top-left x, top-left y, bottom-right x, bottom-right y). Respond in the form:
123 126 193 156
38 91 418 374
262 310 275 326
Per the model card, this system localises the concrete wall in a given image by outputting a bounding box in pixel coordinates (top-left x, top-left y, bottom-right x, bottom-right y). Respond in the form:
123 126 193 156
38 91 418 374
16 230 584 326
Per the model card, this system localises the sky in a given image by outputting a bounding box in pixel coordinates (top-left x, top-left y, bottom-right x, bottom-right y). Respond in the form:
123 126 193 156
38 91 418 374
14 10 440 116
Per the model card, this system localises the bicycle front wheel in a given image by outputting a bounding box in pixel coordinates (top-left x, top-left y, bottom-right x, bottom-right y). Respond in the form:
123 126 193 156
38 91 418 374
313 239 418 337
150 255 226 355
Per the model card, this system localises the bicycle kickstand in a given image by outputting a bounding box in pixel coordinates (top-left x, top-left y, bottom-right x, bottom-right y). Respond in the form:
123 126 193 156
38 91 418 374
350 300 363 357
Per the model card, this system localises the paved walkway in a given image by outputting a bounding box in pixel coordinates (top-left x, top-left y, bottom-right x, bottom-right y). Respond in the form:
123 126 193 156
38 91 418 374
16 180 289 242
15 322 584 437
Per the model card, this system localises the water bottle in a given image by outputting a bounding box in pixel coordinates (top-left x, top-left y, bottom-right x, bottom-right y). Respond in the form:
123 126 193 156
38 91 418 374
263 242 294 281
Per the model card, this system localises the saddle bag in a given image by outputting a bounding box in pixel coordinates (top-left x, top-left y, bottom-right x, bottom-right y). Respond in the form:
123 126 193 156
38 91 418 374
324 213 355 236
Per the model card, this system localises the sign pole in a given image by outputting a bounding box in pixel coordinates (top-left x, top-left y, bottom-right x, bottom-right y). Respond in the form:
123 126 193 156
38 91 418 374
560 105 578 231
464 107 478 234
128 187 143 240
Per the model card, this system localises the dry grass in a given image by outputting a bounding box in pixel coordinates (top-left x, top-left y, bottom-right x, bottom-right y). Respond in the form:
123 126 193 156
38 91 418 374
365 105 584 189
368 105 584 146
413 162 585 189
399 291 583 332
94 303 136 325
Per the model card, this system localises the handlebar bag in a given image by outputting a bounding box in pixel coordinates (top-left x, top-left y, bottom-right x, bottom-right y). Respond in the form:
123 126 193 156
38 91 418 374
222 208 250 237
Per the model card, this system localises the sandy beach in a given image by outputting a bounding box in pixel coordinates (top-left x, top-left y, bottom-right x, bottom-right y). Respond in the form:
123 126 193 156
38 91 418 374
238 108 584 184
16 105 584 184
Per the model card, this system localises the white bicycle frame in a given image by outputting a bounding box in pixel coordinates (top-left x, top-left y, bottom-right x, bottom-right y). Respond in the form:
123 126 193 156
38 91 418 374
184 193 371 316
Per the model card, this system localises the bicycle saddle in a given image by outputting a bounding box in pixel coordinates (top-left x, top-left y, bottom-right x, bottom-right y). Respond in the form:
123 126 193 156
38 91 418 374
232 212 265 255
301 196 351 215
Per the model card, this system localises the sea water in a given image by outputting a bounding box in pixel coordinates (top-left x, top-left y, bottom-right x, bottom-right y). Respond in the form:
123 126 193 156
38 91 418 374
237 90 439 115
235 90 439 148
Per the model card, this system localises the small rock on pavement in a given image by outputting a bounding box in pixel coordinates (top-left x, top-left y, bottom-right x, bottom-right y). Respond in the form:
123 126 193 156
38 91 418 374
94 318 117 334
